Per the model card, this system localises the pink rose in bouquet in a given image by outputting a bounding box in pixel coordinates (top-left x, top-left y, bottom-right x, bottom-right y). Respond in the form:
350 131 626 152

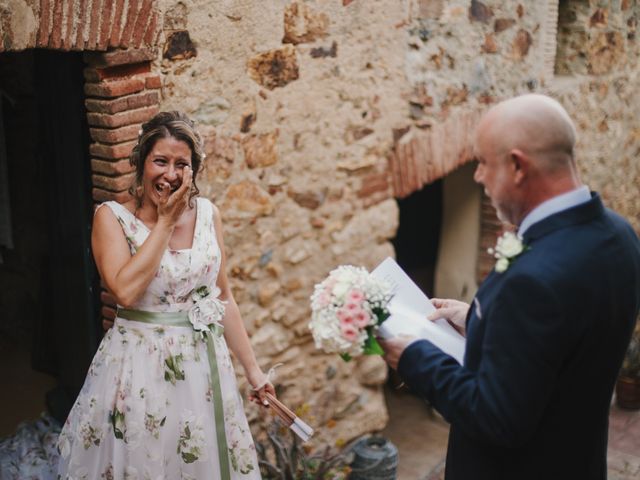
309 265 393 361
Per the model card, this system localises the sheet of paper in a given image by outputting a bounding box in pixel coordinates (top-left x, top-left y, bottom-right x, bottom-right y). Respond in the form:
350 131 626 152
372 257 466 365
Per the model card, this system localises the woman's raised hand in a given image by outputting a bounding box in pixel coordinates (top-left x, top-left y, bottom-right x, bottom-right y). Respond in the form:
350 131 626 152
157 166 193 227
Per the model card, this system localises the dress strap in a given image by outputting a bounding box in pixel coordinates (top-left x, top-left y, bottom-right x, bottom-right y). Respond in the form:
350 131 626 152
98 201 145 252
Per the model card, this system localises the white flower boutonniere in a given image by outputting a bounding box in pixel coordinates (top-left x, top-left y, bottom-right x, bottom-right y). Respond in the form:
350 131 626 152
488 231 528 273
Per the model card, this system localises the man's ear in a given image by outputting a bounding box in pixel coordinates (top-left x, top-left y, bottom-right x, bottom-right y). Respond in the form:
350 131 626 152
509 149 529 185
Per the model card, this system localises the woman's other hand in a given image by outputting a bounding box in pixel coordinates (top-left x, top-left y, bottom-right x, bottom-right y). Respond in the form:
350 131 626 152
248 370 276 408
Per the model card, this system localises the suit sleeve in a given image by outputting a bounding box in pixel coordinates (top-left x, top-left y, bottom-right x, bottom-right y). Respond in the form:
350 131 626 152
397 273 569 448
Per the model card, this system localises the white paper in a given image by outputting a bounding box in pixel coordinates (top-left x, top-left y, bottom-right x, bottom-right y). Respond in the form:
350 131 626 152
372 257 466 364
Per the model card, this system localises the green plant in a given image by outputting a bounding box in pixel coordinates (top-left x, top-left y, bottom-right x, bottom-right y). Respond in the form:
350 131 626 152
256 420 353 480
620 321 640 379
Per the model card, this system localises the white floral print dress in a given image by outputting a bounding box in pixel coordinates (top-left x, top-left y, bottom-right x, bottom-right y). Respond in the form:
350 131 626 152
57 198 260 480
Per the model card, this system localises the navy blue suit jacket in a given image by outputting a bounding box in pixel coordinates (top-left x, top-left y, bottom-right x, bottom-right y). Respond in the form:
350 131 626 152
398 194 640 480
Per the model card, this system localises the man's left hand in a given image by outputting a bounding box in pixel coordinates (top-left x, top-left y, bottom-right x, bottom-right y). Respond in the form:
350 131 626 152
379 336 417 370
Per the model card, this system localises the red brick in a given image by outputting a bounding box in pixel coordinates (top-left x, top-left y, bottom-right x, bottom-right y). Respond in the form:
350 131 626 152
109 0 126 48
87 0 102 49
84 78 145 98
92 172 136 192
50 0 64 48
90 124 140 144
84 62 151 83
84 47 156 67
119 0 140 47
93 187 133 203
358 172 391 198
92 158 136 176
62 0 75 49
37 0 51 47
87 105 158 128
145 74 161 89
143 11 159 46
98 0 114 50
85 90 159 114
100 290 117 307
132 0 154 48
74 0 88 49
90 140 136 159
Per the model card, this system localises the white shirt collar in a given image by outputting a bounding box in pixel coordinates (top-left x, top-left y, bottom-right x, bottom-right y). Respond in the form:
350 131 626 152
517 186 591 237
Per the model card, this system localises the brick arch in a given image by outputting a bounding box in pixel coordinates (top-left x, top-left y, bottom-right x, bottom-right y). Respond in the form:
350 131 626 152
386 107 504 284
1 0 161 52
387 108 483 199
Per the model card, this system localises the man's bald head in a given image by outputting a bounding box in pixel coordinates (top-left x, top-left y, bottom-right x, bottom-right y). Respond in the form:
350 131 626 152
478 94 577 173
473 94 582 226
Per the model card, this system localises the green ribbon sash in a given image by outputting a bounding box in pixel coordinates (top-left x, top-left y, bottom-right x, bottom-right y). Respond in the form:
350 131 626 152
117 308 231 479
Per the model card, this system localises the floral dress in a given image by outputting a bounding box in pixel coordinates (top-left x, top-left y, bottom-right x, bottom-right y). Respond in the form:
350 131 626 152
57 198 260 480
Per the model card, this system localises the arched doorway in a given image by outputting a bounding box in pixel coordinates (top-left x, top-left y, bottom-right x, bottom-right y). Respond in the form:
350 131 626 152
382 162 483 478
0 49 101 436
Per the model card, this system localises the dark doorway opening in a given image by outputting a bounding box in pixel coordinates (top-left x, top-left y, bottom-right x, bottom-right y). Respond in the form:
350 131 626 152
383 179 448 476
0 50 100 434
391 179 443 298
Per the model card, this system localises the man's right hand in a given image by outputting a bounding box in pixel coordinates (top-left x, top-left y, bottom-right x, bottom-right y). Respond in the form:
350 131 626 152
428 298 470 336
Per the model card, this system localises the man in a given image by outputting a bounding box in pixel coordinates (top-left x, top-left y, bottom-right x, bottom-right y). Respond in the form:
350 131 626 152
381 94 640 479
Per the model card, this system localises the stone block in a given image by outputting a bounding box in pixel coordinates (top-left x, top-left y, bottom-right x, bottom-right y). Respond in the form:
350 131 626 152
511 29 532 60
482 33 498 53
494 18 516 33
242 132 279 169
283 1 329 45
163 30 197 60
469 0 493 23
247 46 299 90
287 189 327 210
417 0 444 19
588 31 625 75
223 181 274 217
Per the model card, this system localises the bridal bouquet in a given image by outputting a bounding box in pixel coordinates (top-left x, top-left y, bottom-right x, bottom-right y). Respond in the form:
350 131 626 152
309 265 393 361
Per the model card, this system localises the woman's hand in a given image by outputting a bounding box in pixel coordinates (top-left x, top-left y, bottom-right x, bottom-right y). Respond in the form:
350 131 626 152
157 166 193 227
247 370 276 408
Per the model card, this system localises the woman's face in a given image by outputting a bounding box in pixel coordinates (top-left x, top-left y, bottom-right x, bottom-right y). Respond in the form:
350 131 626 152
142 136 193 206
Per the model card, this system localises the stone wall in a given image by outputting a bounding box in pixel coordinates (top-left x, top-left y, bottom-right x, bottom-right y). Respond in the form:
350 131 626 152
2 0 639 450
154 0 411 446
148 0 640 447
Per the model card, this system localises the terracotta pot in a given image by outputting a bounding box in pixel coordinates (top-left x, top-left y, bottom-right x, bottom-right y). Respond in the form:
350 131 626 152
615 376 640 410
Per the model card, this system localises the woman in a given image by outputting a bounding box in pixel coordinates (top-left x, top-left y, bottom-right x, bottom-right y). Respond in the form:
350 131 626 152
57 111 273 479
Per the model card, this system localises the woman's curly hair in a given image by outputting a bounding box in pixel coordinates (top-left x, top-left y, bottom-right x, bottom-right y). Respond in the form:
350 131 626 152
129 111 205 207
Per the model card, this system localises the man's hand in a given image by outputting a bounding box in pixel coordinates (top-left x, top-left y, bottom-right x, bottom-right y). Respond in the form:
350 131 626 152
428 298 470 336
379 336 417 370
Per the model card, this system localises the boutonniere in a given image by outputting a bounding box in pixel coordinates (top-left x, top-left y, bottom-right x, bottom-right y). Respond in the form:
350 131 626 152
488 231 529 273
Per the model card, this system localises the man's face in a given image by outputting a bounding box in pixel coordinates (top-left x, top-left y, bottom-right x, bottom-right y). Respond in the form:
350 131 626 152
473 123 519 225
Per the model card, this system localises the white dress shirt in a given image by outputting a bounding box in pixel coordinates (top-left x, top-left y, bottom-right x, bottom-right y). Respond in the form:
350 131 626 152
518 185 591 238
